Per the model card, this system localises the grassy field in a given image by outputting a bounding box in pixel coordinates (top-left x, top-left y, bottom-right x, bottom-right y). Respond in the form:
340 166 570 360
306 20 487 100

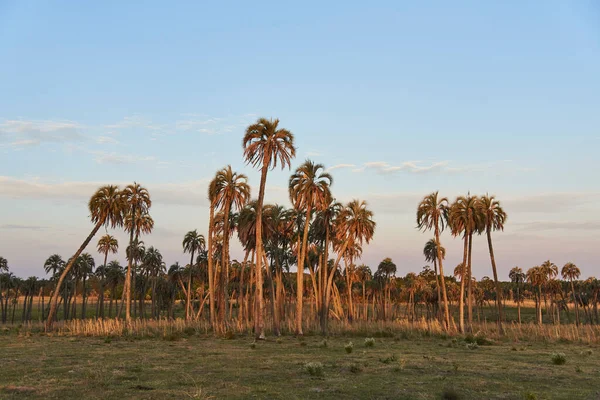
1 329 599 399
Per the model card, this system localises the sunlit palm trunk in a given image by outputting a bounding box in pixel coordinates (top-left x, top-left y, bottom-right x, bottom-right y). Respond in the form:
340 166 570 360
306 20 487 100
320 225 330 334
254 163 269 339
486 228 504 334
434 225 451 330
185 250 195 321
458 234 468 333
46 220 103 330
433 259 441 321
207 203 216 328
219 199 232 325
296 204 311 336
124 206 136 322
467 232 473 331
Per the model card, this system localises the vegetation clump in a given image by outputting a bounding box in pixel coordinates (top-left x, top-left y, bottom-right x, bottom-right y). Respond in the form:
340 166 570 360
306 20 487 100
364 337 375 347
551 352 566 365
345 342 354 354
304 361 324 377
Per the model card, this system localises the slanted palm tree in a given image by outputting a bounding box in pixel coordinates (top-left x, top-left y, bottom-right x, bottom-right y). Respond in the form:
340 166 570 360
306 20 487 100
449 194 482 333
324 200 375 334
46 185 125 329
509 267 525 324
212 166 250 324
423 239 445 321
182 230 206 321
121 183 152 321
417 192 450 329
289 160 332 335
243 117 296 339
478 194 506 332
561 262 581 326
97 235 118 319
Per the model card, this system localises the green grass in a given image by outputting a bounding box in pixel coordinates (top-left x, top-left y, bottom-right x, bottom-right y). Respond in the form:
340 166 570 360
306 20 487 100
1 332 599 399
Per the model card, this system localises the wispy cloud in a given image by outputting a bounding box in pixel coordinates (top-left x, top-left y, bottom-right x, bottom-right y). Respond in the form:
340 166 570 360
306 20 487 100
0 224 49 231
513 220 600 232
96 136 119 144
327 163 356 172
0 119 84 147
91 151 157 165
360 160 450 174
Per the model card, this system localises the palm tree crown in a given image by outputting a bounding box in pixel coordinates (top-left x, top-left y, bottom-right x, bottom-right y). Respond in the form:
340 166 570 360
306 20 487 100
242 118 296 170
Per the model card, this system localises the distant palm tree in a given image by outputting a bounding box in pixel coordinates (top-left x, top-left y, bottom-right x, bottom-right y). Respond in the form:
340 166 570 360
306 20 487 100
0 257 7 273
182 230 206 320
561 262 581 326
243 118 296 339
289 160 332 335
509 267 525 324
76 253 95 319
46 185 125 329
449 194 482 333
97 235 118 319
121 183 152 322
143 246 165 318
423 239 445 321
355 264 372 320
212 166 250 324
417 192 450 329
540 259 558 317
377 257 396 320
106 260 124 318
526 266 545 324
324 200 375 334
478 194 506 332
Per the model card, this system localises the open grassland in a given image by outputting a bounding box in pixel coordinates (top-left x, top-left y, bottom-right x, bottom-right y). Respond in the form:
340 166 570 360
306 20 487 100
2 328 600 399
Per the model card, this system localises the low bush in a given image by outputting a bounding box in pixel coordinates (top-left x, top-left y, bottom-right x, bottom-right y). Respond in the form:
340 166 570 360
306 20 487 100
364 337 375 347
345 342 354 354
551 352 566 365
304 362 324 377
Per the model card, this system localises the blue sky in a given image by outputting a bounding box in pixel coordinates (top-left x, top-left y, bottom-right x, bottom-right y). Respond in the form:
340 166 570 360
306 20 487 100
1 1 599 279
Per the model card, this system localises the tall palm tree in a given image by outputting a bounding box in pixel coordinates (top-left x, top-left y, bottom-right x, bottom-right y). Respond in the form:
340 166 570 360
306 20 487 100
417 191 450 329
509 267 525 324
243 117 296 339
46 185 125 329
182 230 206 320
97 235 118 319
125 208 154 318
324 199 375 334
561 262 581 326
121 182 152 322
478 194 507 332
212 166 250 324
423 239 445 322
449 194 481 333
289 160 332 335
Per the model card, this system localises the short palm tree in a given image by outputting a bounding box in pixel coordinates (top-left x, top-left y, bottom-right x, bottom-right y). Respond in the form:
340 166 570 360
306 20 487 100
417 191 450 329
182 230 206 321
289 160 332 335
97 235 118 318
509 267 525 324
477 194 506 332
423 239 445 321
561 262 581 326
243 117 295 339
121 182 152 322
526 266 545 324
46 185 125 329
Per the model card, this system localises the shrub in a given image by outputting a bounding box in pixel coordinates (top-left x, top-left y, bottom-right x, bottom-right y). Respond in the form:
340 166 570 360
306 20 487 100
345 342 354 354
349 363 362 373
466 343 478 350
364 337 375 347
104 336 112 344
379 354 397 364
551 352 566 365
276 338 283 344
575 366 583 373
304 362 324 377
464 334 476 344
440 388 461 400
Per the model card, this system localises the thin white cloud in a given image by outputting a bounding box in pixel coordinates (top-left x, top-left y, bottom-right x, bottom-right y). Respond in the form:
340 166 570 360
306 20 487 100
0 119 84 146
96 136 119 144
92 151 157 165
513 220 600 232
327 163 356 172
362 160 449 174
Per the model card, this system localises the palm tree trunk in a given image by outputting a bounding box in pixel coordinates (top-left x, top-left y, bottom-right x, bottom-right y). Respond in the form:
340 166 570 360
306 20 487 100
296 205 311 336
207 203 216 328
459 234 468 333
253 163 269 339
571 279 580 326
433 259 442 321
186 250 195 321
467 232 473 331
434 226 451 330
46 220 103 330
124 206 136 322
517 285 521 324
264 253 280 336
220 200 232 325
320 225 330 335
486 228 504 334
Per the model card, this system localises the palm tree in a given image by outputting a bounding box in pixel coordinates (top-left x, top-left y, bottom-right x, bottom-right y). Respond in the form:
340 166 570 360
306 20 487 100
324 199 375 334
288 160 332 335
355 264 372 320
423 239 445 322
125 207 154 318
243 117 296 339
106 261 124 318
143 246 165 318
417 191 450 329
121 183 152 322
76 253 95 319
377 258 396 320
540 259 558 318
97 235 118 319
449 194 481 333
182 230 206 320
478 194 507 332
212 166 250 324
561 262 581 326
46 185 125 329
509 267 525 324
0 257 7 273
526 266 545 324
